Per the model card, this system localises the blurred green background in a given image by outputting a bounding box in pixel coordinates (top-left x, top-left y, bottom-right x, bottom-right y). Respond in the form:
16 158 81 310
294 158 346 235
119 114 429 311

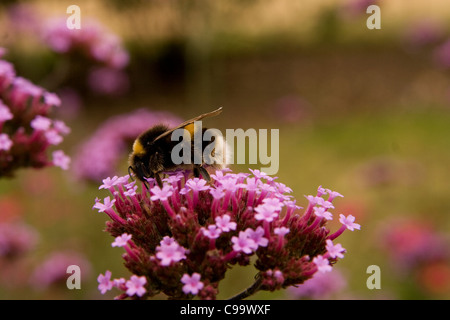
0 0 449 299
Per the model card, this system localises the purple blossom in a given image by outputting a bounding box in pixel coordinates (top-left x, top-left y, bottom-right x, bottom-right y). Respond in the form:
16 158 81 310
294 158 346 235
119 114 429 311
249 169 272 181
87 67 129 96
112 233 132 247
44 130 63 145
287 269 347 299
93 196 116 213
30 116 52 131
313 207 333 220
274 227 290 237
42 18 129 69
150 185 173 202
52 150 71 170
325 240 346 259
0 222 39 258
0 53 70 176
0 133 12 151
98 270 114 294
99 176 120 190
262 197 284 211
124 185 137 197
339 214 361 231
186 178 210 192
0 101 13 122
210 187 225 199
313 256 332 273
30 251 91 289
95 170 359 300
316 197 334 209
231 231 258 254
181 273 204 295
126 275 147 297
325 188 344 202
155 238 187 266
43 92 61 107
53 120 71 135
254 203 279 222
245 227 269 247
215 214 237 232
202 225 222 239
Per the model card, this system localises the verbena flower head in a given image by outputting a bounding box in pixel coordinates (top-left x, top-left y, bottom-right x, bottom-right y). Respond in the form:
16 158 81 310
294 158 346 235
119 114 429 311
287 269 347 299
30 251 91 290
42 18 129 69
0 50 70 177
94 169 359 300
0 221 39 260
380 218 448 272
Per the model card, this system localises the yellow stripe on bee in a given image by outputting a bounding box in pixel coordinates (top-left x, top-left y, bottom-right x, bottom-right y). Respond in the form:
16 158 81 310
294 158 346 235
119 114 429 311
184 123 195 139
132 140 146 155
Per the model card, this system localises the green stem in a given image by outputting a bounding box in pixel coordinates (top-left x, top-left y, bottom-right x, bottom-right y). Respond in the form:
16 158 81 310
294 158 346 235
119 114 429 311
227 274 262 300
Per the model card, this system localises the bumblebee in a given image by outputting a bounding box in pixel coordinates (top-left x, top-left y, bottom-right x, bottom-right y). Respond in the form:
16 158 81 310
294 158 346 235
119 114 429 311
128 107 229 187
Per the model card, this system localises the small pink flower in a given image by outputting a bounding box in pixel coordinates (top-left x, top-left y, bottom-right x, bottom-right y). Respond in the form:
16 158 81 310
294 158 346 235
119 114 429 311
112 233 132 247
125 275 147 297
99 176 119 190
339 214 361 231
186 178 210 192
52 150 70 170
215 214 237 232
325 188 344 202
150 185 173 202
313 255 332 273
202 225 222 239
44 129 63 145
245 227 269 247
254 204 279 222
0 133 12 151
98 270 114 294
92 196 116 212
262 197 284 212
30 115 52 131
313 207 333 220
156 238 187 266
231 231 257 254
0 101 13 122
181 273 204 295
274 227 290 237
209 187 225 200
325 239 346 259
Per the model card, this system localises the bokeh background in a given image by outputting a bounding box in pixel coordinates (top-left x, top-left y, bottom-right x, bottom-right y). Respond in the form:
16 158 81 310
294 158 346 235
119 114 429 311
1 0 449 299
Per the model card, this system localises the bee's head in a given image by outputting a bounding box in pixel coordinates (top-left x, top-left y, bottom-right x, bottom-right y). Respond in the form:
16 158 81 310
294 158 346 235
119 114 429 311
129 137 164 182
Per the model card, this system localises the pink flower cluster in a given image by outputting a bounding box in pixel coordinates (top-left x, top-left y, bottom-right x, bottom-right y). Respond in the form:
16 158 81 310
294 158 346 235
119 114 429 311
0 49 70 177
41 17 129 96
42 18 129 69
72 109 182 182
0 222 39 260
380 219 448 272
94 169 360 300
29 251 91 290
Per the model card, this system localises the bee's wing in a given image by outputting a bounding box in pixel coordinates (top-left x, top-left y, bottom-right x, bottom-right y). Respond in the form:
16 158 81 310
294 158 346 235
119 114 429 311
153 107 223 142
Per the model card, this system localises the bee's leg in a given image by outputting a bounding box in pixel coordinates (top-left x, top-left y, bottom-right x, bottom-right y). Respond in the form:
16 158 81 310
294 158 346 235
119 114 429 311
155 173 163 188
195 165 211 182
